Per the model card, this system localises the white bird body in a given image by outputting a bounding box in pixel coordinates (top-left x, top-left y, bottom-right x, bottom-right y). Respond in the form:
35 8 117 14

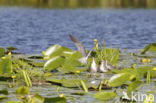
99 60 108 73
105 60 113 70
90 58 98 73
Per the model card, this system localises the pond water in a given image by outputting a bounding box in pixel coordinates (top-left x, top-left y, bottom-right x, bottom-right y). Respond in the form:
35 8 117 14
0 7 156 54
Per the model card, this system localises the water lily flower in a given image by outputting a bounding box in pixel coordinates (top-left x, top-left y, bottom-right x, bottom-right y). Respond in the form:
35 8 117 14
75 70 81 74
141 58 151 63
94 39 98 50
8 52 11 55
152 67 156 71
11 75 16 79
59 93 64 98
1 57 6 60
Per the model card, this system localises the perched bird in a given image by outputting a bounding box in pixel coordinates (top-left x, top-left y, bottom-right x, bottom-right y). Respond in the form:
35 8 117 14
105 60 114 70
99 60 108 73
90 57 98 73
69 34 98 73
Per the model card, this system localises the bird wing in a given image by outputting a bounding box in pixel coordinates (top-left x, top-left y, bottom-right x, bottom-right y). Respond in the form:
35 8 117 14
69 34 87 57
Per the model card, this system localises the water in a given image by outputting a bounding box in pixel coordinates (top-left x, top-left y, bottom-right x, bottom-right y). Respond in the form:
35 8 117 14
0 7 156 53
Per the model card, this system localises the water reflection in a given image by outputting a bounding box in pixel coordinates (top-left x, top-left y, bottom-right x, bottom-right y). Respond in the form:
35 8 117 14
0 0 156 8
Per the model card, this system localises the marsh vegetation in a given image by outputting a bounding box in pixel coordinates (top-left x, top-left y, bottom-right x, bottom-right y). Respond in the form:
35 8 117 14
0 0 156 8
0 38 156 102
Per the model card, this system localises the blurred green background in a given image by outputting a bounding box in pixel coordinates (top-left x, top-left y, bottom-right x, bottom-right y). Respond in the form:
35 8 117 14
0 0 156 8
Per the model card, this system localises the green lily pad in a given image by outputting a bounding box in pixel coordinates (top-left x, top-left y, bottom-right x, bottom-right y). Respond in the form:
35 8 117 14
0 58 12 74
58 65 77 73
127 81 142 97
7 46 18 51
44 45 72 59
136 66 153 79
44 56 65 71
16 86 29 95
0 47 5 58
46 77 86 88
141 43 156 54
28 94 44 103
94 92 116 101
0 89 8 95
7 101 23 103
108 73 133 87
44 97 66 103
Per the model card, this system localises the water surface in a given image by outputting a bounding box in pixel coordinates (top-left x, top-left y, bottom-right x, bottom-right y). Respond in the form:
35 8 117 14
0 8 156 53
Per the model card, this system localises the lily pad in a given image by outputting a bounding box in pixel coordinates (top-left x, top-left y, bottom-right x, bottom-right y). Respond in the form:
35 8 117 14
0 58 12 74
108 73 133 87
46 77 87 88
44 56 65 71
16 86 29 95
94 92 116 101
0 47 5 58
141 43 156 54
127 81 142 97
44 45 72 59
44 97 66 103
28 94 44 103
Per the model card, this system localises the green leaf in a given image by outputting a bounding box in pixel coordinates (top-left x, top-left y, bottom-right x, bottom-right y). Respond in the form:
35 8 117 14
136 66 153 79
44 45 72 59
127 81 142 97
16 86 29 95
143 94 154 103
0 89 8 95
7 101 23 103
44 97 66 103
141 43 156 54
44 56 65 71
0 47 5 58
108 73 133 87
94 92 116 101
0 58 12 74
28 94 44 103
58 65 77 73
7 46 18 51
46 77 86 88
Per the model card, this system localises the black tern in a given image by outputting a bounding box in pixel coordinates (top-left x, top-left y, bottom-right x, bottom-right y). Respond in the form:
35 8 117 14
69 34 93 65
99 60 108 73
90 57 98 73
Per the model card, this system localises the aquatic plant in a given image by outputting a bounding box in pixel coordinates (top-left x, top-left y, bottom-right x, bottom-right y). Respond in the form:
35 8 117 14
141 43 156 54
0 42 156 102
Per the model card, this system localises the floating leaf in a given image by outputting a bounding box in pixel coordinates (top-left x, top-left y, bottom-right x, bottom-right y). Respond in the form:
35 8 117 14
94 92 116 101
0 58 12 74
127 81 142 97
46 77 86 88
44 45 72 59
136 66 153 79
0 89 8 95
108 73 133 87
7 101 23 103
141 43 156 54
0 47 5 58
143 94 154 103
44 97 66 103
71 92 85 95
28 94 44 103
58 65 77 73
16 86 29 95
44 56 65 71
7 46 18 51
